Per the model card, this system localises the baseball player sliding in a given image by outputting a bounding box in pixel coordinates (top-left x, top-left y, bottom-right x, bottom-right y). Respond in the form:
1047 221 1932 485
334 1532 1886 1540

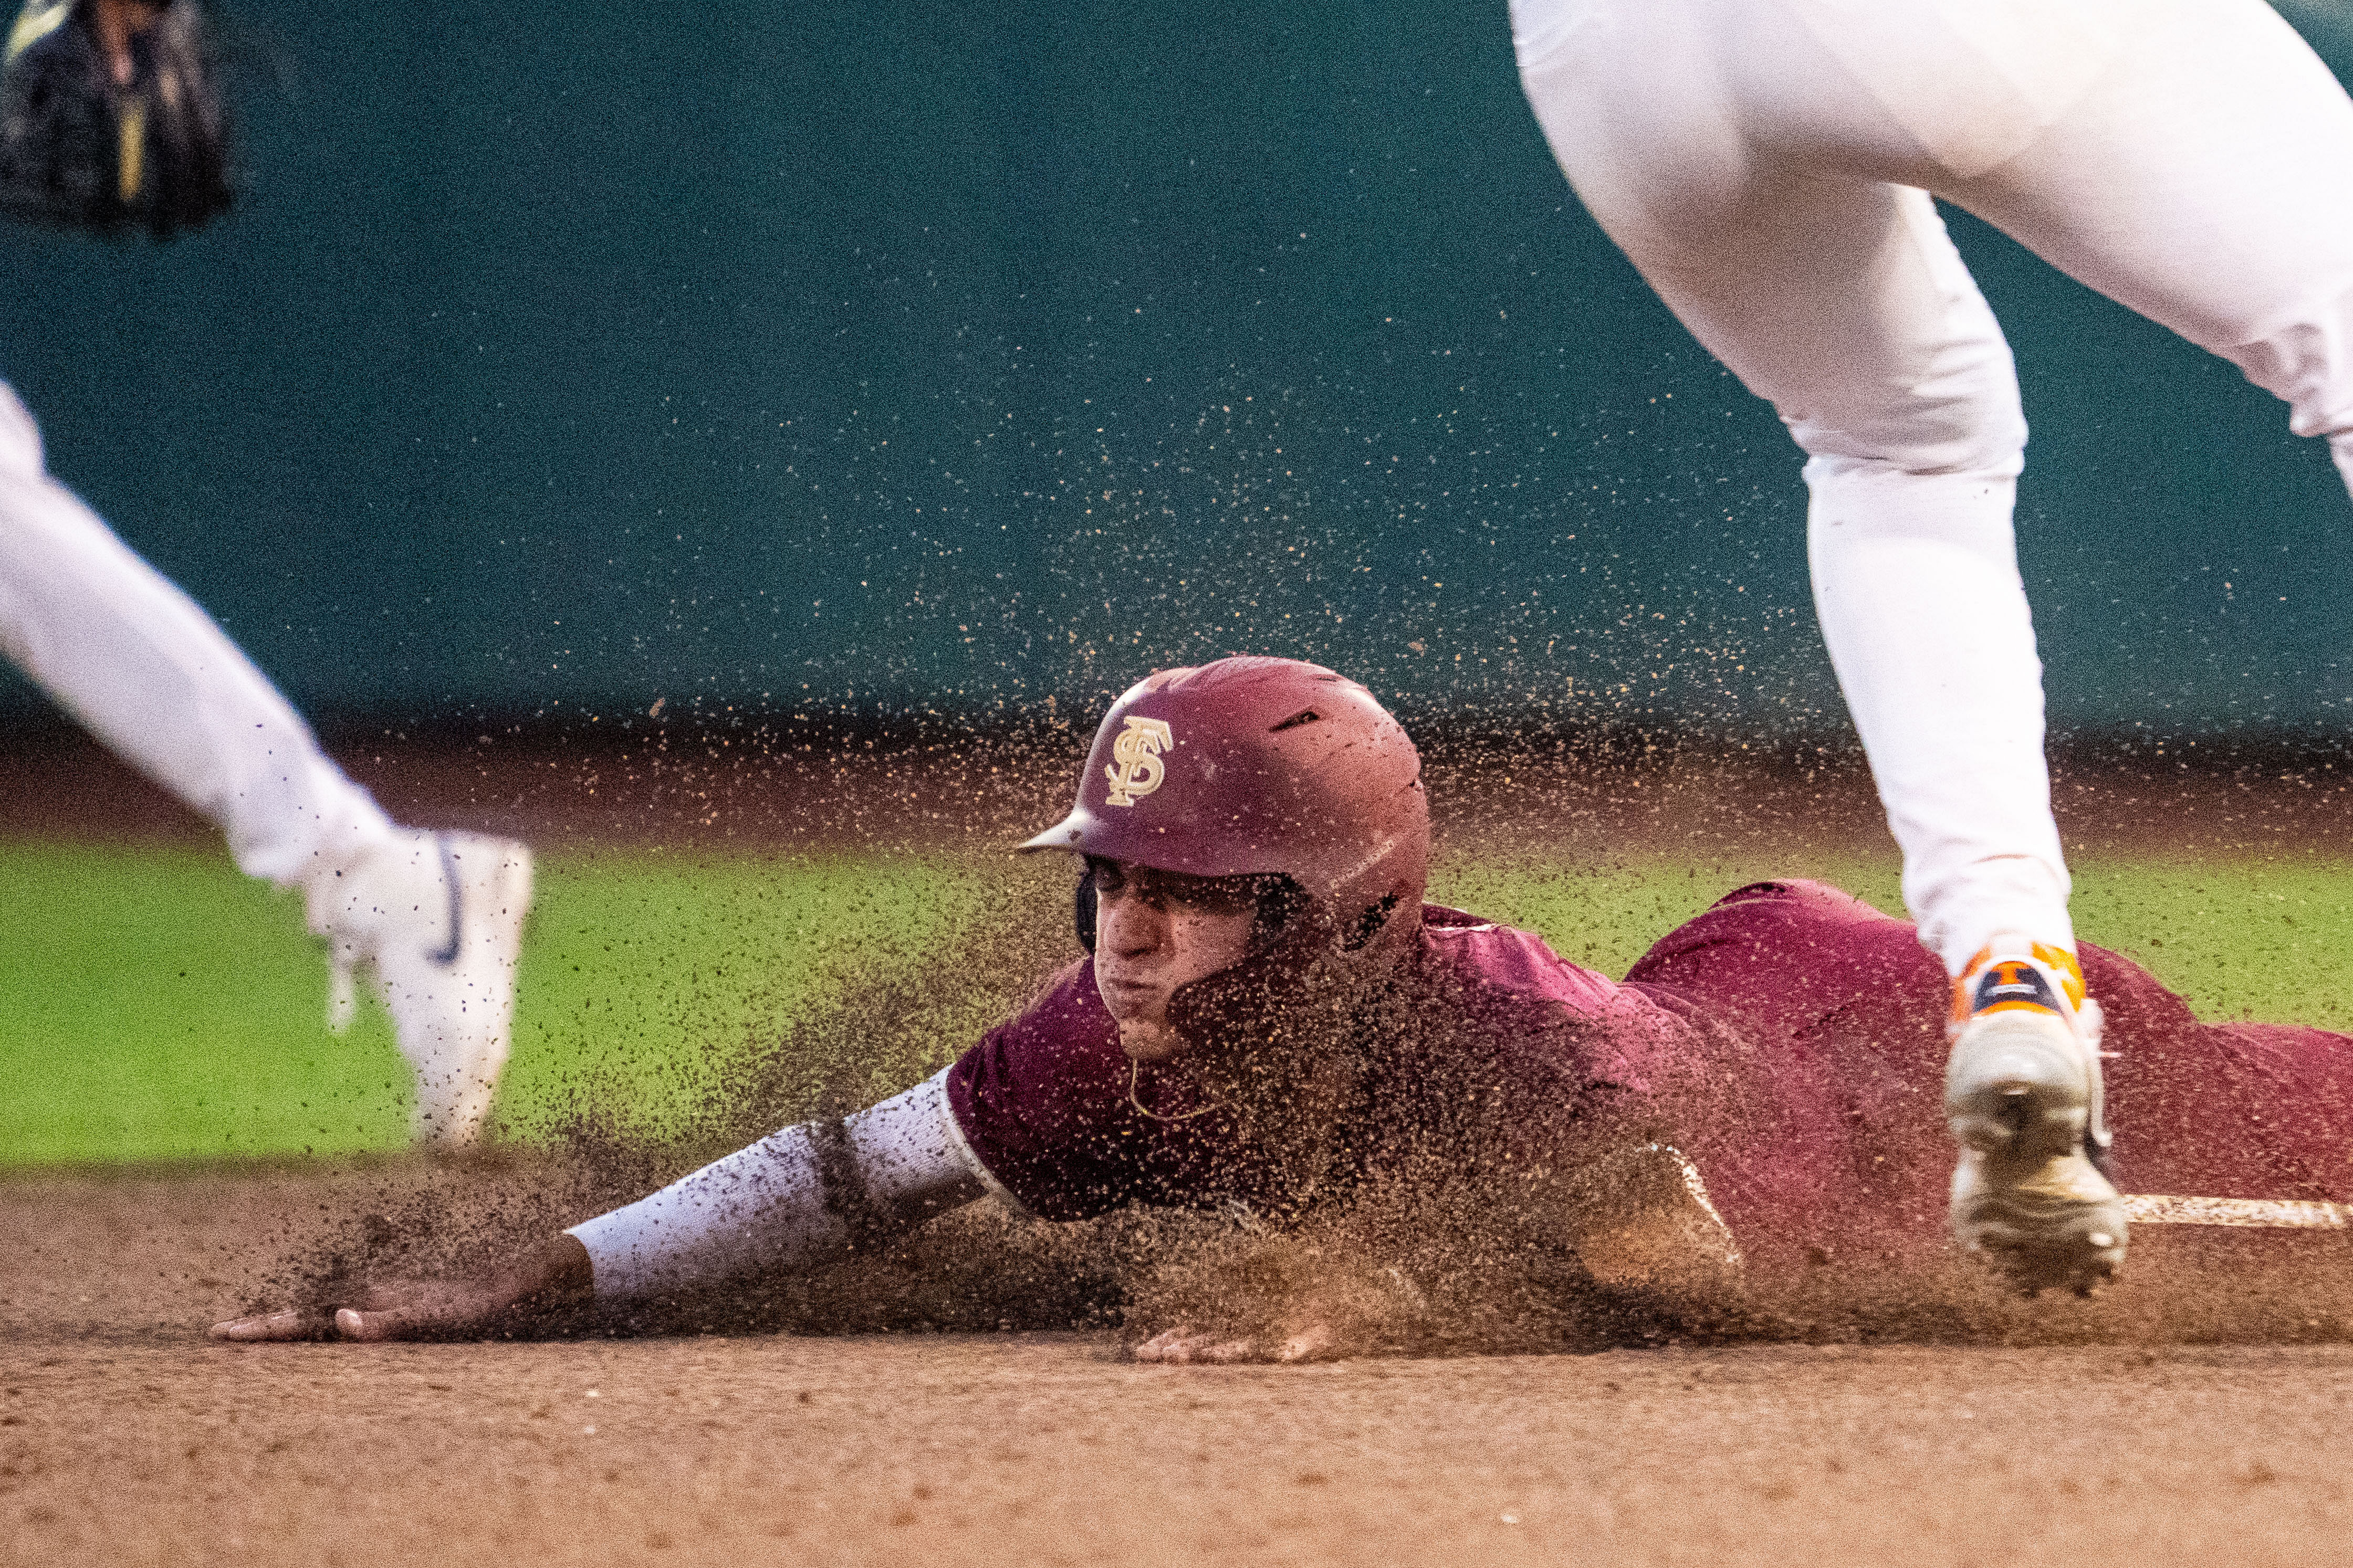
0 1 531 1143
215 658 2353 1351
1511 0 2353 1292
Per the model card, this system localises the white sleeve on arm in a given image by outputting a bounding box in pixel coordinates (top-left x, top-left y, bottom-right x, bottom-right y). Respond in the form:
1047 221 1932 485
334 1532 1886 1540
564 1065 986 1301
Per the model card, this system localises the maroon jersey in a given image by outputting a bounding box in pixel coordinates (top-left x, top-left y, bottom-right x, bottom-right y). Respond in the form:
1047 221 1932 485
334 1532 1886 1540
943 906 1679 1223
946 881 2353 1271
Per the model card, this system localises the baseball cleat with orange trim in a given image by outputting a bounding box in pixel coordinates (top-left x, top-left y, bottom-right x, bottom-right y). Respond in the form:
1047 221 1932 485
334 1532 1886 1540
1944 939 2128 1295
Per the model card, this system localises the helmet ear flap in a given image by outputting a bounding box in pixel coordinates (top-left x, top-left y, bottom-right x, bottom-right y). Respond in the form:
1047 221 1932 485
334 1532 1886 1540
1342 892 1404 952
1074 864 1098 953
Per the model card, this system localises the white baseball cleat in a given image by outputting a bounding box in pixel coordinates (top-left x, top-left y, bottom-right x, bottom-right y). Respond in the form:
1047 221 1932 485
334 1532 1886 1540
315 830 535 1146
1944 940 2127 1295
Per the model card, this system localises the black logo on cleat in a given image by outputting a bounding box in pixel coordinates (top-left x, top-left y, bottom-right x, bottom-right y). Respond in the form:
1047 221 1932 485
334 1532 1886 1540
1970 959 2063 1016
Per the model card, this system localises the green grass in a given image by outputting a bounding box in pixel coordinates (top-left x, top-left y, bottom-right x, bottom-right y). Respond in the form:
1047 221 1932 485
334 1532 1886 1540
4 841 2350 1166
0 844 995 1165
1436 853 2353 1034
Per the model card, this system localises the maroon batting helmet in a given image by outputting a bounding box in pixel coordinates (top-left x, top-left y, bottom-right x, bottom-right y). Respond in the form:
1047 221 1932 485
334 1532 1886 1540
1020 656 1430 952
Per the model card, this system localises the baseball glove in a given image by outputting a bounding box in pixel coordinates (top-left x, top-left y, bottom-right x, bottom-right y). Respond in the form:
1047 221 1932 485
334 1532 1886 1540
0 0 230 238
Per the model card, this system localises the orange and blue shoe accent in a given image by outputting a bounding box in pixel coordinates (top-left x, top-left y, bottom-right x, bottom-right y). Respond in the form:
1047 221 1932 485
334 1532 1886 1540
1943 939 2127 1296
1949 941 2089 1038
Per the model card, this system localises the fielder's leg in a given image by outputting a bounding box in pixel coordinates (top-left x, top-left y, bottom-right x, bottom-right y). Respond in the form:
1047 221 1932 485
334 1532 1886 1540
1936 0 2353 553
1915 0 2353 1285
1512 0 2120 1290
0 383 530 1142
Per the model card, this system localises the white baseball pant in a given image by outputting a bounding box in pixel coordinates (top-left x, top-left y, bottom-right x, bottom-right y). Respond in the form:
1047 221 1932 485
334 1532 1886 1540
0 380 406 902
1513 0 2353 972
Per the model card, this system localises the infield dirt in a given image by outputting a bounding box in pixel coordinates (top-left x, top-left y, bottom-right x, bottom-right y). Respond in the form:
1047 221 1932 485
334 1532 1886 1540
12 1158 2353 1567
10 731 2353 1564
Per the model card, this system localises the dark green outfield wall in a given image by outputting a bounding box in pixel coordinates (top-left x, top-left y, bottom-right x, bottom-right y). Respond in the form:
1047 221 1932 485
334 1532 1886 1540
3 0 2351 734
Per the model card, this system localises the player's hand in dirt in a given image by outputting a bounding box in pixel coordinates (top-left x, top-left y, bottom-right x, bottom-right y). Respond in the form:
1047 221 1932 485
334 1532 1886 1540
1132 1319 1338 1364
209 1236 593 1343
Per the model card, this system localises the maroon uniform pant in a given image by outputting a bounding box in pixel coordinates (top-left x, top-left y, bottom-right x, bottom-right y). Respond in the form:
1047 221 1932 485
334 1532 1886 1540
1623 881 2353 1271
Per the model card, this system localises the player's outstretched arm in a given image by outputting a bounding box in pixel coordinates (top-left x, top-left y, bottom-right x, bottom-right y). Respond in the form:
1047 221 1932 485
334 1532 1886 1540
210 1069 987 1343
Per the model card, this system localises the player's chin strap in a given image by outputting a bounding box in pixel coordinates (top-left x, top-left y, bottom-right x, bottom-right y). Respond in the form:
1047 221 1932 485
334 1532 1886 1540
1127 1058 1225 1123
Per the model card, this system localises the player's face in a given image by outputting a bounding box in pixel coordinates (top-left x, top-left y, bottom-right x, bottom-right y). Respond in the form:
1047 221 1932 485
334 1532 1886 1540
1090 859 1262 1062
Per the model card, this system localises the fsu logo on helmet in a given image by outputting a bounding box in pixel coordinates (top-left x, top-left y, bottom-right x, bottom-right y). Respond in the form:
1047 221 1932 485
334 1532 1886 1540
1102 717 1174 807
